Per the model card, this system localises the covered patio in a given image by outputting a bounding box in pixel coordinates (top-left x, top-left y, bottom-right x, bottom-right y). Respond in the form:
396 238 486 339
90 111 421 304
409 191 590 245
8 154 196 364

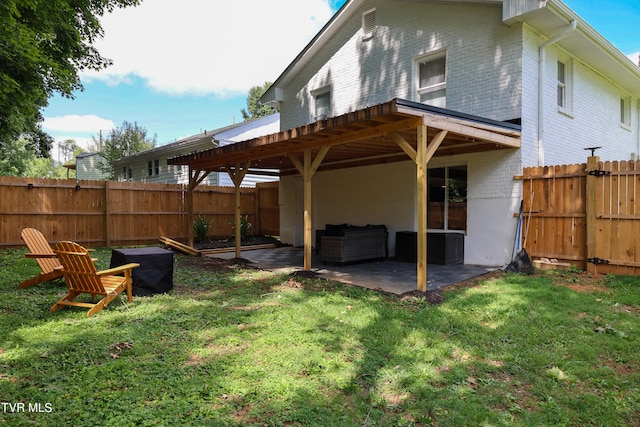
209 245 498 294
168 98 521 291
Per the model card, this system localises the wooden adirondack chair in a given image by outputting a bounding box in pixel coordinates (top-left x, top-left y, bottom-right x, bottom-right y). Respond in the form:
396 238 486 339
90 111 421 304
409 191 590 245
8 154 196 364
52 241 140 317
19 228 64 288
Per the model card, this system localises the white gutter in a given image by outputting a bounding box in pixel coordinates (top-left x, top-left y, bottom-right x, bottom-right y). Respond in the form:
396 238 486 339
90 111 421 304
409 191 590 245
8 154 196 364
537 19 577 166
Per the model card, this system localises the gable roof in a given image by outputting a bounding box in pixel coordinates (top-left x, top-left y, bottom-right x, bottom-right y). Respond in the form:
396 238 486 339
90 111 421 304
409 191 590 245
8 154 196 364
261 0 640 105
112 113 280 166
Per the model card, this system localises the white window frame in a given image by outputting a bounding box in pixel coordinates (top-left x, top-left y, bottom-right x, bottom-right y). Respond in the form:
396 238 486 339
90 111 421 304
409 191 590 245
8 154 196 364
620 96 632 129
415 51 447 108
312 88 331 121
557 58 573 115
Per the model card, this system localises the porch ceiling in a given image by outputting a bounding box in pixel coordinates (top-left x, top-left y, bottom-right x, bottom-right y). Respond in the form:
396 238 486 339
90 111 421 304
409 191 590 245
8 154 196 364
167 98 521 175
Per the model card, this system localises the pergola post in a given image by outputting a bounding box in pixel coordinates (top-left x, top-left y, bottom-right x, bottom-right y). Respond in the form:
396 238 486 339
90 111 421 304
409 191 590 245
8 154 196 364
391 125 447 291
187 168 211 247
226 162 251 258
289 146 330 270
416 126 428 291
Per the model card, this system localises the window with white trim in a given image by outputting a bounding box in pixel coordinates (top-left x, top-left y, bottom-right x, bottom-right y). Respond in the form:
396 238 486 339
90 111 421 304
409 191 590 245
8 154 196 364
621 96 631 127
314 90 331 121
557 59 573 113
147 159 160 176
121 166 132 181
416 53 446 107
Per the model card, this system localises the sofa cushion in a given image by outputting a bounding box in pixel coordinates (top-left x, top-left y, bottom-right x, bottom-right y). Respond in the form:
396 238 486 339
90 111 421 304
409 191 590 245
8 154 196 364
326 223 348 236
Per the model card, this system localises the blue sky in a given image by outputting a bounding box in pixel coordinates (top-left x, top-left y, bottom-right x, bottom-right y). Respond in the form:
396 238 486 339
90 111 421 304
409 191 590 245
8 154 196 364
42 0 639 162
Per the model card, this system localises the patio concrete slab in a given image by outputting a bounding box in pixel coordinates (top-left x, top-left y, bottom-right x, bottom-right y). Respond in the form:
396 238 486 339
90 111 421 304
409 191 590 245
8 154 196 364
207 246 498 295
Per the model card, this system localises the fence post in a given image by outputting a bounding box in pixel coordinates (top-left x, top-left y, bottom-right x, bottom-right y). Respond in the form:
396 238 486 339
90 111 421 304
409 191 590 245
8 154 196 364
585 155 599 274
105 180 111 248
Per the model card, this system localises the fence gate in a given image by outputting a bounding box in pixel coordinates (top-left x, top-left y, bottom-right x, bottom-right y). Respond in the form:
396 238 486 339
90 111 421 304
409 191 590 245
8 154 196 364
522 157 640 276
587 157 640 276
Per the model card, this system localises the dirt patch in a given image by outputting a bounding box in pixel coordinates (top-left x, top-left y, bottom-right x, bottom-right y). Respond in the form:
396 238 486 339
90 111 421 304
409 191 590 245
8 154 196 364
548 271 609 293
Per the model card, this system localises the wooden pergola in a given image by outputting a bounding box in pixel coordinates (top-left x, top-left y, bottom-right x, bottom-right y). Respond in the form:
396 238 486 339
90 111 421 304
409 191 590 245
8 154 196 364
168 98 521 291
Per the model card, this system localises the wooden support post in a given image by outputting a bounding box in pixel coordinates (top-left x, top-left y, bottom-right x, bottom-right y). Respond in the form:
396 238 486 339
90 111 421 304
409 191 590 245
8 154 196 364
105 180 111 248
227 162 251 259
586 155 599 275
289 146 330 271
416 126 428 291
392 127 447 291
303 150 313 271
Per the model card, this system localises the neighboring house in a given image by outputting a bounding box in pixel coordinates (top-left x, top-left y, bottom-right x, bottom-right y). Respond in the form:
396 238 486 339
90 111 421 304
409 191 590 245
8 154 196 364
112 113 280 186
170 0 640 269
64 152 110 180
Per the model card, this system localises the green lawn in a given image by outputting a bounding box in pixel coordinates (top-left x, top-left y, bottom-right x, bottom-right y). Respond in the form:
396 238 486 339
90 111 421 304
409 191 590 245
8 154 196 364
1 247 639 426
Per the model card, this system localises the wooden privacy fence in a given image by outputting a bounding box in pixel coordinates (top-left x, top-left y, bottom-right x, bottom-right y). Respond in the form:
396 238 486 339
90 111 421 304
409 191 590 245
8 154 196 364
0 177 279 248
521 157 640 275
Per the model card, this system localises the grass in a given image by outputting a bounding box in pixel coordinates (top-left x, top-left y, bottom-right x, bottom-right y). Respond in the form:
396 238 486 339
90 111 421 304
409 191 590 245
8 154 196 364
1 247 639 426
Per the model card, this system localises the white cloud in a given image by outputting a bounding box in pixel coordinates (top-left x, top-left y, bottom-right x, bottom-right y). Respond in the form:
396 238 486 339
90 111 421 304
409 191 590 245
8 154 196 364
627 52 640 66
82 0 335 96
43 115 116 133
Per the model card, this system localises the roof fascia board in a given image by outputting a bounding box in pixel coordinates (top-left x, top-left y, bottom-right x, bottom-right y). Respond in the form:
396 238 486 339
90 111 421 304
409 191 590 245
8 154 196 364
548 0 636 68
514 0 640 92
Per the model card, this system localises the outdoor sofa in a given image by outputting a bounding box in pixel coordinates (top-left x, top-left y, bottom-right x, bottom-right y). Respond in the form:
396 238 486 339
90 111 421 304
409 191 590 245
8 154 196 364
318 224 388 265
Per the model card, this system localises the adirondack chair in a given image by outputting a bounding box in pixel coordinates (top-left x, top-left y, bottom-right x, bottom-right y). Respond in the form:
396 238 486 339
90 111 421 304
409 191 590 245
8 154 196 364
52 241 140 317
19 228 64 288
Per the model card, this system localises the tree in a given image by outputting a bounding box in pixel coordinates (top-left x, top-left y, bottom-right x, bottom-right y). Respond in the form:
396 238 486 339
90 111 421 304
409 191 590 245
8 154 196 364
241 82 277 121
59 139 81 163
92 121 157 179
0 0 140 156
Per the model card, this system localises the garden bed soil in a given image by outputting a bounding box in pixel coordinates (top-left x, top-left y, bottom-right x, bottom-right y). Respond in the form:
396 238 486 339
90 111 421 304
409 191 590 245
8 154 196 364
192 235 284 251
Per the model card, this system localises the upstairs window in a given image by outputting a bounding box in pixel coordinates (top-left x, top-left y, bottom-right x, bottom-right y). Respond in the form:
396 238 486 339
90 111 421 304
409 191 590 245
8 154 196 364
417 54 446 108
314 90 331 121
621 97 631 127
557 59 573 114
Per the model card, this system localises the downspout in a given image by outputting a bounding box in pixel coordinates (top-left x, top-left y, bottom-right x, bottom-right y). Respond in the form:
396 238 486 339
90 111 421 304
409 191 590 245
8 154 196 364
538 20 577 166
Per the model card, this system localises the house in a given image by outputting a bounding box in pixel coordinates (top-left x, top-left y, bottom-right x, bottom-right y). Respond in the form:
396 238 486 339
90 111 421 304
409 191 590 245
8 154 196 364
168 0 640 288
64 152 110 180
112 113 280 186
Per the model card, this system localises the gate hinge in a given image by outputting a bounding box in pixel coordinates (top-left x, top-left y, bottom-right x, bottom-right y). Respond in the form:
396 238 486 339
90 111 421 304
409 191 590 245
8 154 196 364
587 257 609 265
587 169 611 177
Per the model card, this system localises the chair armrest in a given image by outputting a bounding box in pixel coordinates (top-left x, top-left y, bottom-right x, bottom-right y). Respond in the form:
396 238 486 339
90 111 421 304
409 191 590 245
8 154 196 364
97 263 140 276
25 253 57 258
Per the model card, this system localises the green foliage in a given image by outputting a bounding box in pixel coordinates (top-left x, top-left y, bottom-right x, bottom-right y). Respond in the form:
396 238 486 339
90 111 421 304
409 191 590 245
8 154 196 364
0 0 140 153
2 250 640 426
231 214 253 240
241 81 277 121
92 121 157 179
193 216 211 243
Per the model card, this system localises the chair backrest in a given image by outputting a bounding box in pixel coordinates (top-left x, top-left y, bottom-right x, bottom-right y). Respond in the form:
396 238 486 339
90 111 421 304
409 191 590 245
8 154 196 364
53 241 105 294
21 228 60 274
